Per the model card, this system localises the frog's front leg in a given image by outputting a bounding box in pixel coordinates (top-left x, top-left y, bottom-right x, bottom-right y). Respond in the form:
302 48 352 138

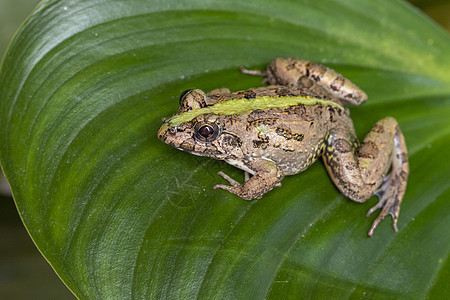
213 158 284 200
324 117 409 237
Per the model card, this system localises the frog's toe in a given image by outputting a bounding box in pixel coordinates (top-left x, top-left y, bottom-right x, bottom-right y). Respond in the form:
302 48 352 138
214 172 249 199
366 173 402 237
214 184 254 200
366 175 391 216
239 66 267 77
213 183 235 192
216 171 241 187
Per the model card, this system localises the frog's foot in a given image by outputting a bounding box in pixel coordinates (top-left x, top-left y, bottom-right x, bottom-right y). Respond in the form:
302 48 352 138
239 66 266 77
239 66 270 84
214 160 283 201
214 171 253 200
366 173 403 237
365 129 408 237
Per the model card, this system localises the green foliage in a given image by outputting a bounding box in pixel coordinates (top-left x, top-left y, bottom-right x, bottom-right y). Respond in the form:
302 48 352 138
1 0 449 298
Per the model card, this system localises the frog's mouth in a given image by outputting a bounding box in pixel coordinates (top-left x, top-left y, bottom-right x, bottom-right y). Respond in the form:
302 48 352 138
175 145 230 160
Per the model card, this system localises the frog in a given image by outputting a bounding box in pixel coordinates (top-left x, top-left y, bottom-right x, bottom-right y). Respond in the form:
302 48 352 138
157 58 409 237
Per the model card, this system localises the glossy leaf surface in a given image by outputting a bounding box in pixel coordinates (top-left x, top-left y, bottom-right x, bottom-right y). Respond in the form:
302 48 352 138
0 0 449 298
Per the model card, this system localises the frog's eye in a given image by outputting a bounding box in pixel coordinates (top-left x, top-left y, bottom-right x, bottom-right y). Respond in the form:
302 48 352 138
194 122 220 142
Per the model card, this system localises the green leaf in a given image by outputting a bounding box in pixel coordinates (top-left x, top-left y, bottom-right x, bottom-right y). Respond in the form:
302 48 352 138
1 0 449 298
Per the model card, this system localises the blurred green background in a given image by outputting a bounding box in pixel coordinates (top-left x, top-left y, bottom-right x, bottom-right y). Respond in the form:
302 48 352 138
1 1 76 298
0 0 448 298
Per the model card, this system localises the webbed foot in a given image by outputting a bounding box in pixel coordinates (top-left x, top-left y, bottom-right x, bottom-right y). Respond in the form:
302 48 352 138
366 172 403 237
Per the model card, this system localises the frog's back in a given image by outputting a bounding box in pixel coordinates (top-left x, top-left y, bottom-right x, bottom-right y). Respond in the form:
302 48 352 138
215 87 347 175
207 85 335 104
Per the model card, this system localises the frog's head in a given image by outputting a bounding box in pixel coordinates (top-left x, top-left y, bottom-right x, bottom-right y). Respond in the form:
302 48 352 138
158 89 243 160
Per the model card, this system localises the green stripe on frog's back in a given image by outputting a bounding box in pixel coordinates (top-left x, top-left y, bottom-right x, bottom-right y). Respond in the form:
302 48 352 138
166 96 344 127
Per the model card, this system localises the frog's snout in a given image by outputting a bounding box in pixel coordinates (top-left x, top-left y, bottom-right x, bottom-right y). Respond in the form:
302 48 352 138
157 123 170 142
157 123 185 147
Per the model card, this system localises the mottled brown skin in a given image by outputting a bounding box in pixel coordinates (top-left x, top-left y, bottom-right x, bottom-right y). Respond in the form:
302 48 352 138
158 58 409 236
242 57 368 105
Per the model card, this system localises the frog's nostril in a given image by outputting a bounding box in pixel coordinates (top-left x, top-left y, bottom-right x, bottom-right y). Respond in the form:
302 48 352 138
169 127 177 134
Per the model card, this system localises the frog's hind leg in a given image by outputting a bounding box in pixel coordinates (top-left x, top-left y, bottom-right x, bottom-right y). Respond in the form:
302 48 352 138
242 58 368 106
275 58 368 106
323 117 409 236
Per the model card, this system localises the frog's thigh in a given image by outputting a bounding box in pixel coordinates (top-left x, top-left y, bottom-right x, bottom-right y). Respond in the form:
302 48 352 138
324 117 406 202
268 58 367 105
214 158 283 200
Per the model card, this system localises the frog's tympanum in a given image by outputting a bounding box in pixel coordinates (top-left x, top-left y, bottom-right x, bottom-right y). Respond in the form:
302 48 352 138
158 58 409 237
